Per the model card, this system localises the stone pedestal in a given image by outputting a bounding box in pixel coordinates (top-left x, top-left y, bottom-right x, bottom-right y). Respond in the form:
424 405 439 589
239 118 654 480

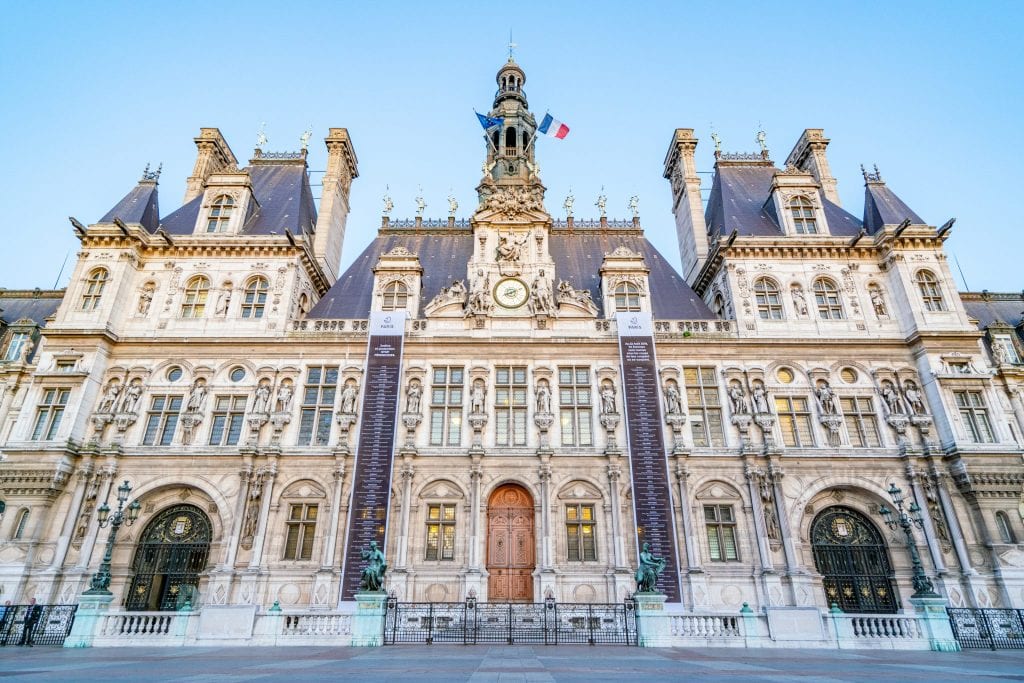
349 592 387 646
634 593 671 647
910 596 961 651
64 592 114 648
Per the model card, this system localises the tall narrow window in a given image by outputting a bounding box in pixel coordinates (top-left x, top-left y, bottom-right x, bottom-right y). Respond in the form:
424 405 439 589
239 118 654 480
613 282 642 313
996 511 1017 544
813 278 844 320
425 503 457 561
789 196 818 234
13 509 30 540
380 281 409 311
206 195 234 233
31 388 70 440
241 277 269 319
4 332 30 361
180 276 210 318
298 366 338 445
704 505 739 561
954 390 995 443
566 503 597 561
840 396 881 448
711 293 726 319
559 366 593 447
208 395 247 446
143 394 183 446
684 366 724 447
753 278 784 319
495 366 528 446
79 268 109 311
775 395 815 447
916 270 945 312
283 503 318 560
429 366 464 446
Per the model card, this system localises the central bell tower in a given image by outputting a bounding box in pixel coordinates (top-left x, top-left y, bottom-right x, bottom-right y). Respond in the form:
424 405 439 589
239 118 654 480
480 58 542 191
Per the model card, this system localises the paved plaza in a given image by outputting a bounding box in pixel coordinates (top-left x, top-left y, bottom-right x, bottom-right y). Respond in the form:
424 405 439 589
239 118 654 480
1 645 1023 682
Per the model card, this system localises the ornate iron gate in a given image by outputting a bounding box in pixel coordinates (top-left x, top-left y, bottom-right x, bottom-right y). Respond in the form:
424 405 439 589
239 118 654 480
126 504 211 611
947 608 1024 649
811 506 898 613
0 605 77 647
383 598 637 645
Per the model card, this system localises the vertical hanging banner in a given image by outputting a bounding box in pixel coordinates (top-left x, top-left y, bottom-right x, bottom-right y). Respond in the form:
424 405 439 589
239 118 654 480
616 312 682 602
340 311 407 600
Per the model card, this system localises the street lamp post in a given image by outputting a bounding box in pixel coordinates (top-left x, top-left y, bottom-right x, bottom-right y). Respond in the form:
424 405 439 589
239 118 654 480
879 483 940 599
83 479 141 596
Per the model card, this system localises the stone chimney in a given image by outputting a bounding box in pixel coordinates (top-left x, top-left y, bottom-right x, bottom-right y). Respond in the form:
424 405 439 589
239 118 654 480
663 129 708 285
785 129 840 206
183 128 238 204
313 128 359 283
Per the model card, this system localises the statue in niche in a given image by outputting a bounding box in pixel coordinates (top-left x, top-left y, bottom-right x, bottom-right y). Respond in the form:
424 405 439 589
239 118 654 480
791 285 809 317
728 383 749 415
252 381 273 414
531 270 555 315
535 381 551 414
600 383 617 415
664 383 683 415
815 381 837 415
275 383 293 413
869 284 888 318
406 381 422 414
471 380 486 414
214 289 231 317
467 269 491 316
751 381 769 414
242 475 263 543
98 381 121 414
340 382 359 414
760 477 781 541
904 381 926 415
880 380 905 415
137 283 155 316
992 341 1009 366
634 542 665 594
186 380 207 413
359 540 388 593
121 379 143 414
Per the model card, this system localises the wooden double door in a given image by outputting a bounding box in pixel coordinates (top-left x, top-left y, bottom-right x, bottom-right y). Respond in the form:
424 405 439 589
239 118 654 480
487 484 535 602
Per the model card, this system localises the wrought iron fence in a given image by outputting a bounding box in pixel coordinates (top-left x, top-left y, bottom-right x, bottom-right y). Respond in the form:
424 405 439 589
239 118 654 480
383 598 636 645
947 608 1024 649
0 604 77 647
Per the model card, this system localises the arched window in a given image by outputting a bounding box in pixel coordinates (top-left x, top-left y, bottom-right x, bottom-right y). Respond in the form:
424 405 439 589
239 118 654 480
522 130 529 149
790 196 818 234
505 127 517 154
996 511 1017 544
381 281 409 311
13 508 30 540
916 270 945 311
813 278 844 320
79 268 109 311
206 195 234 233
753 278 784 319
492 130 500 150
614 282 642 312
127 504 212 611
241 276 269 319
180 276 210 318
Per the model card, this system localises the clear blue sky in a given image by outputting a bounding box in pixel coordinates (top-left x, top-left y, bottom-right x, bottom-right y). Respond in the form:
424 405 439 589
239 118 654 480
1 1 1021 292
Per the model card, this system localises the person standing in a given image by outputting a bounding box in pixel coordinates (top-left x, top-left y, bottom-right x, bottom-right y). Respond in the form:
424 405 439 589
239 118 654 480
19 599 42 647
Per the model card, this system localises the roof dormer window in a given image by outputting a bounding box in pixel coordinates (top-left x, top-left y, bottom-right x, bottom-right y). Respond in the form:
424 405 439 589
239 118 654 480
381 281 409 311
613 282 642 313
206 195 234 233
790 196 818 234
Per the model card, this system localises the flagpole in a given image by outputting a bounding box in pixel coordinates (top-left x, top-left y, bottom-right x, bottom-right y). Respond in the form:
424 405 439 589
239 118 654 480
524 110 547 154
476 110 501 155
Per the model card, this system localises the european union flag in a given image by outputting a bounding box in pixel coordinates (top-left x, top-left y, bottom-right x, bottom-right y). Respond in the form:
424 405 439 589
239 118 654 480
476 111 504 130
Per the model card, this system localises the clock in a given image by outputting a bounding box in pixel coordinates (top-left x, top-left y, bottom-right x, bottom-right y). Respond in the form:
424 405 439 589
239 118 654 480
493 278 529 309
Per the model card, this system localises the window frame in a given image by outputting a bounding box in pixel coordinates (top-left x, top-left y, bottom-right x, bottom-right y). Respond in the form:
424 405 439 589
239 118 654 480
241 277 269 319
839 396 881 448
30 387 71 441
775 395 816 447
953 389 995 443
142 394 183 446
424 502 457 561
684 366 725 447
704 504 740 562
494 366 528 446
429 366 464 447
915 270 946 312
4 332 30 361
789 196 818 234
297 366 338 446
206 194 235 233
812 278 845 320
613 282 642 313
558 366 593 447
283 502 318 561
753 277 784 320
995 511 1017 544
565 502 598 562
180 276 211 319
380 281 409 312
208 395 248 446
79 267 109 311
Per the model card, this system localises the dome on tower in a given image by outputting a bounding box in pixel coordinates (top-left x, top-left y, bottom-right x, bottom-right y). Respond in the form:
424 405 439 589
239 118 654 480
494 58 527 107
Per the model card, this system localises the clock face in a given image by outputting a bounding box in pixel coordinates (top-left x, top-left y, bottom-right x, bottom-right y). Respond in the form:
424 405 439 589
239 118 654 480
494 278 529 309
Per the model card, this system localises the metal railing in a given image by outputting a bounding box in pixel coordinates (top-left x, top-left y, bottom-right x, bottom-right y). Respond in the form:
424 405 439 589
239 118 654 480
0 604 77 647
947 608 1024 649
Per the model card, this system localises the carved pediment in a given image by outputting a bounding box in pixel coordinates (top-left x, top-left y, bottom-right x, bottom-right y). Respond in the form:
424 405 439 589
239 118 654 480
557 481 603 500
695 481 741 500
419 479 465 500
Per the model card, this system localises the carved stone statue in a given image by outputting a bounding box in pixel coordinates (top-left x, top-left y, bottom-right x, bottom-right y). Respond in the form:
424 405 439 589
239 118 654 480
759 478 780 541
869 285 888 318
664 383 683 415
556 280 595 310
121 380 143 414
600 384 616 415
359 540 387 593
628 195 639 218
471 380 486 414
253 381 273 414
728 384 749 415
595 192 607 218
880 380 905 415
340 382 359 414
535 382 551 414
406 381 422 414
275 383 294 413
137 284 155 316
496 231 527 263
563 190 574 217
447 193 458 217
187 381 207 413
751 381 769 414
415 193 426 217
99 381 121 414
215 290 231 317
531 271 554 316
993 341 1009 365
791 285 809 317
467 269 491 316
635 542 665 594
904 381 926 415
382 190 393 217
242 475 263 543
815 381 837 415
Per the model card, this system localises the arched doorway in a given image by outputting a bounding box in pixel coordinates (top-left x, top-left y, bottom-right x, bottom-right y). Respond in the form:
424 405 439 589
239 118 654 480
126 504 212 611
811 506 897 613
487 484 535 602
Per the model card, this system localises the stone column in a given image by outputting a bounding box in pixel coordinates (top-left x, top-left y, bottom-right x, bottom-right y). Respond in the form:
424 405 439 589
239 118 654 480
248 459 279 570
220 463 253 569
906 466 948 575
744 467 774 571
768 467 799 573
606 460 626 568
321 457 347 569
464 458 484 600
1010 388 1024 440
538 459 553 570
50 457 95 571
394 458 415 569
933 473 976 577
73 465 116 572
674 459 708 609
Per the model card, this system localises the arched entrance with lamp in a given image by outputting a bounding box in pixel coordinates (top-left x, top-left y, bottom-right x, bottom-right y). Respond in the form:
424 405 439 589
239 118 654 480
811 506 898 613
486 484 535 602
126 504 212 611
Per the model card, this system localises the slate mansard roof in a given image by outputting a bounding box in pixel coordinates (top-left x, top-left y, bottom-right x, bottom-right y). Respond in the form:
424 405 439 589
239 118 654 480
960 292 1024 342
308 227 714 320
0 290 65 328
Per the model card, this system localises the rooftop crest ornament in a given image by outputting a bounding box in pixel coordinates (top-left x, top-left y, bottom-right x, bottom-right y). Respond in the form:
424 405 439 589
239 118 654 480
140 163 162 182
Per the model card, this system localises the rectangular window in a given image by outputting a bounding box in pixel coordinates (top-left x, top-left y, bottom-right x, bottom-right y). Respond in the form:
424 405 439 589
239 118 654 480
425 503 456 561
56 360 76 373
495 366 528 446
429 367 464 446
30 388 70 440
209 395 247 446
684 366 724 447
283 503 318 560
558 366 593 447
954 390 995 443
840 396 881 448
142 394 183 446
775 395 815 447
4 333 29 361
566 503 597 561
704 504 739 562
298 366 338 446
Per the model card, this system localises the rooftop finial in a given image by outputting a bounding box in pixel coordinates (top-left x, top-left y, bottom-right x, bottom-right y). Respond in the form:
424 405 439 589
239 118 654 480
628 195 640 218
861 164 883 182
415 186 426 217
141 163 162 182
756 125 769 158
382 185 393 217
256 122 268 150
299 126 312 151
564 188 575 218
508 29 517 61
595 187 607 218
710 131 722 155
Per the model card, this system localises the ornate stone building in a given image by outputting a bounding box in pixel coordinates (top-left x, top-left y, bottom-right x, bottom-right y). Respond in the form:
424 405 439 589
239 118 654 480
1 59 1023 643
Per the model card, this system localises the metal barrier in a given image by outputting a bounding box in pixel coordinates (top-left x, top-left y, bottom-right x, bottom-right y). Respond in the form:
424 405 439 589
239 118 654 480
0 604 78 647
383 598 636 645
947 608 1024 649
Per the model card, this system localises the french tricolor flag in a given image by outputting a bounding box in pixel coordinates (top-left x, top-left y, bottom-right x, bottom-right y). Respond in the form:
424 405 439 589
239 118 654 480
538 113 570 140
